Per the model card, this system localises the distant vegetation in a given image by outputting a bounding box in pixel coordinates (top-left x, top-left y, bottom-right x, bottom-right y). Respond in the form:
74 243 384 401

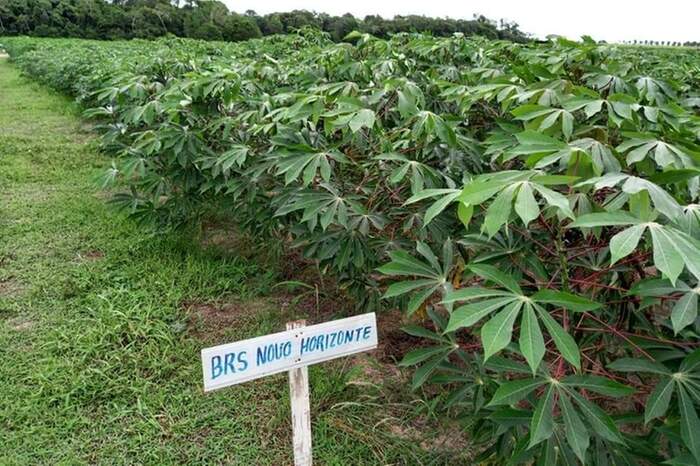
622 40 699 47
0 0 527 43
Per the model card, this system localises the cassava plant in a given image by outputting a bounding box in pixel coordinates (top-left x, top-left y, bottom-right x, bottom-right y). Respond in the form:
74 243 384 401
3 32 700 464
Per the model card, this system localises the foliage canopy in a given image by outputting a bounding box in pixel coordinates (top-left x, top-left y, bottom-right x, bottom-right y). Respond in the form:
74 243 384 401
4 31 700 464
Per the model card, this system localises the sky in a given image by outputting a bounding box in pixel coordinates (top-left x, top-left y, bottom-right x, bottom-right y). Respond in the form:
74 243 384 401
222 0 700 43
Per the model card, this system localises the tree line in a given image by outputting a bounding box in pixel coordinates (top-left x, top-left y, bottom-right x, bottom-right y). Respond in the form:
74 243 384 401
0 0 527 43
622 39 699 47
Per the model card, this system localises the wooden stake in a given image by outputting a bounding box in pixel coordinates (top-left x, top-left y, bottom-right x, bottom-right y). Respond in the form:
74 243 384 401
287 320 312 466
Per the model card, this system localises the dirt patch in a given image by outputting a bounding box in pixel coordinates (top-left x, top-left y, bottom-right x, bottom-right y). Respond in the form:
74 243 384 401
76 249 104 261
184 298 278 341
0 278 25 298
0 54 8 59
5 315 35 331
199 221 264 260
373 309 431 364
200 227 247 252
388 420 471 458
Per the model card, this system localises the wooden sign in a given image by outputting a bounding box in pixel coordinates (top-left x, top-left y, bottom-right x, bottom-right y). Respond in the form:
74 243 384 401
202 312 377 392
201 313 378 465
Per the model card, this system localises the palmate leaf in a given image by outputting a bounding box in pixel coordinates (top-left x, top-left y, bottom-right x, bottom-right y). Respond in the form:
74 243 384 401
617 137 693 169
610 349 700 458
404 189 462 226
412 110 457 147
459 171 575 237
443 266 590 371
570 211 700 285
508 131 621 175
567 390 625 444
274 150 348 186
376 153 441 193
378 242 453 315
512 104 575 140
576 174 683 220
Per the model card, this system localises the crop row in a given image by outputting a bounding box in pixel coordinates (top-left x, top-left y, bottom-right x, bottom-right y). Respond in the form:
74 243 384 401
3 32 700 464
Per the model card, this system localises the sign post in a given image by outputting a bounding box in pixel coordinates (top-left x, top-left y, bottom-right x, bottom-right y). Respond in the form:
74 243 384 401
286 320 312 466
201 313 378 465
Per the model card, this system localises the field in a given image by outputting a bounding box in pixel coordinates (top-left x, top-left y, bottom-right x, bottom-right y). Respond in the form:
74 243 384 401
0 56 463 465
1 31 700 465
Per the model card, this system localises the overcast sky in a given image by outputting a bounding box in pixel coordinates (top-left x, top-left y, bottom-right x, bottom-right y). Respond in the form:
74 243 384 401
223 0 699 43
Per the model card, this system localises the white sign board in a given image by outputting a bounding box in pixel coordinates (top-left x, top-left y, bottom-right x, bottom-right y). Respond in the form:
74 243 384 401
201 313 377 392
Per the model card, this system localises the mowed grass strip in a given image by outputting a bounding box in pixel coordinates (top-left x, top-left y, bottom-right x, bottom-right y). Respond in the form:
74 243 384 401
0 59 454 465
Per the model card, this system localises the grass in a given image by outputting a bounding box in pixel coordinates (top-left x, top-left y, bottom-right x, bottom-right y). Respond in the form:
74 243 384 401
0 59 466 465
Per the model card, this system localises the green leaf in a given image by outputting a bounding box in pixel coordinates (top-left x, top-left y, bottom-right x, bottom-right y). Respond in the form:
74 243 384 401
457 202 473 227
411 354 444 390
469 263 523 295
644 378 674 424
397 90 418 118
382 279 437 298
536 305 580 369
406 285 440 315
671 292 698 334
442 287 513 304
481 301 522 361
529 383 555 448
483 184 516 236
399 346 451 366
568 211 641 228
459 179 507 205
488 377 546 406
519 304 545 374
560 394 590 463
608 358 671 375
348 108 375 133
561 375 635 397
402 325 450 343
610 224 646 265
649 168 700 185
445 297 516 332
377 250 438 278
423 191 461 226
650 225 684 285
568 390 625 444
680 348 700 373
485 356 532 375
405 188 460 205
532 289 602 312
534 184 575 218
679 386 700 462
514 182 540 226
